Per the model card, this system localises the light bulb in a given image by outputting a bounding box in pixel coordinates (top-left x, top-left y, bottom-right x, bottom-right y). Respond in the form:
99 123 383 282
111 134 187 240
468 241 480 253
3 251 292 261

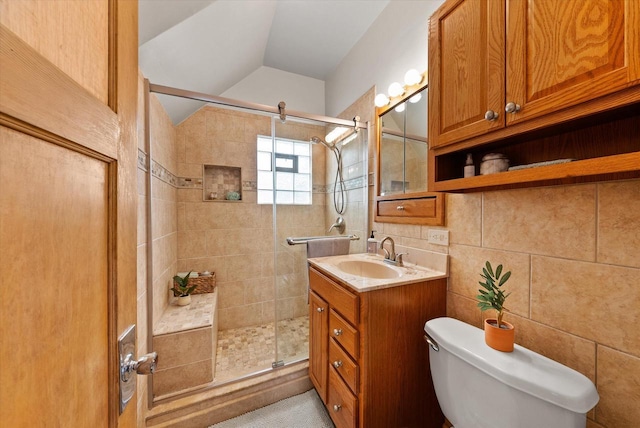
374 93 389 107
409 93 422 103
404 69 422 86
394 103 406 113
388 82 404 98
325 127 349 144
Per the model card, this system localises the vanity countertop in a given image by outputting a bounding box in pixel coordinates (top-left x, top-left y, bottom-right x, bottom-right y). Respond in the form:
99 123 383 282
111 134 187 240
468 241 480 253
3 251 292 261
308 252 448 293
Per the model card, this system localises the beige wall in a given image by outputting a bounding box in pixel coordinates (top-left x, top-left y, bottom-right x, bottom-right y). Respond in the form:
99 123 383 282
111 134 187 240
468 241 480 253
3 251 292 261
372 179 640 428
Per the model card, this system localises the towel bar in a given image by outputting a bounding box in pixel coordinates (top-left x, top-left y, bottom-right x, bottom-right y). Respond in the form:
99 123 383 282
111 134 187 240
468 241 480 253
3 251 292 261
286 234 360 245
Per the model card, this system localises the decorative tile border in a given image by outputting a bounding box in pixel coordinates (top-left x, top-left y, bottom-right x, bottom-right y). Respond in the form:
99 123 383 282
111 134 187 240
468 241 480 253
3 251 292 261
137 149 148 172
138 150 366 194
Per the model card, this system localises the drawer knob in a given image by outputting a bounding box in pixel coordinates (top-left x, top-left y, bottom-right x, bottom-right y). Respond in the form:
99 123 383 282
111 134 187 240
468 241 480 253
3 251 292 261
333 404 342 412
505 102 521 113
316 307 324 313
396 205 404 211
333 360 343 369
484 110 499 121
333 328 342 336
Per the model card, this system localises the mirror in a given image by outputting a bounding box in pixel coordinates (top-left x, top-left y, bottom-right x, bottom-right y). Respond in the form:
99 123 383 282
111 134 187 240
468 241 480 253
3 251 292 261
375 81 444 226
378 85 428 196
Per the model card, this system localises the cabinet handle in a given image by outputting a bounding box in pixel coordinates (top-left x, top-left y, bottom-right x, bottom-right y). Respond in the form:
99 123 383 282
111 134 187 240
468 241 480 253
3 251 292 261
396 205 404 210
333 404 342 412
316 307 324 313
333 360 343 368
505 102 521 113
333 328 342 336
484 110 499 121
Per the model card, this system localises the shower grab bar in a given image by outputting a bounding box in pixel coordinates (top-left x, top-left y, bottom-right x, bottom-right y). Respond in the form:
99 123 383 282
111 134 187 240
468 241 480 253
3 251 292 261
286 234 360 245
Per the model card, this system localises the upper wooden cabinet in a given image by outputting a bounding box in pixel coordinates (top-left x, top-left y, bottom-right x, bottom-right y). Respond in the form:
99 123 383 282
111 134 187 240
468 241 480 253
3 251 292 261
429 0 640 148
428 0 640 192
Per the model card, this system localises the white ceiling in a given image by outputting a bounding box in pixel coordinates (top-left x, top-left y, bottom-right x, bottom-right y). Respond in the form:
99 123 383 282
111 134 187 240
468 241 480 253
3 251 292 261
138 0 390 119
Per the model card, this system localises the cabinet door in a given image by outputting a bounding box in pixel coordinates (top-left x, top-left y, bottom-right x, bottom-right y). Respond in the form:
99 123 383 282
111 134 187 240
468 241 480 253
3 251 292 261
309 291 329 404
429 0 505 147
506 0 640 125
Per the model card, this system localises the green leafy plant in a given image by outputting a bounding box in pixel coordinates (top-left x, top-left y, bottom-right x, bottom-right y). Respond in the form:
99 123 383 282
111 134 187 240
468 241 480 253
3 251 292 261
172 271 197 297
476 261 512 328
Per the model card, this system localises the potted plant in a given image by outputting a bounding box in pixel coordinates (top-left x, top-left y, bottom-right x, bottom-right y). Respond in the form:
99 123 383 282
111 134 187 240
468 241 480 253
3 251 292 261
476 261 514 352
172 271 197 306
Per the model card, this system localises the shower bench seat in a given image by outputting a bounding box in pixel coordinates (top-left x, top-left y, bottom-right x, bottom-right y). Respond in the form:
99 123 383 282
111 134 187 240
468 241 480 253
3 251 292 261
152 290 219 397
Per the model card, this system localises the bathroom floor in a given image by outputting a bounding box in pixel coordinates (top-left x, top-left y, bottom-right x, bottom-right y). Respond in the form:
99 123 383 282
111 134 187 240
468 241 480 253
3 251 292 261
214 315 309 384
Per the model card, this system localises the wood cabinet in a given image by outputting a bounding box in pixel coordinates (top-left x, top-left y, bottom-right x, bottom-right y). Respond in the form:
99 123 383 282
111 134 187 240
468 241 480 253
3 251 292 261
428 0 640 192
375 191 445 225
308 266 446 428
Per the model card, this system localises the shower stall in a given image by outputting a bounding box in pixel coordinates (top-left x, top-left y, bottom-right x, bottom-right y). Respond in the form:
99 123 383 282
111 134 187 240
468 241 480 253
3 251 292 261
142 83 368 404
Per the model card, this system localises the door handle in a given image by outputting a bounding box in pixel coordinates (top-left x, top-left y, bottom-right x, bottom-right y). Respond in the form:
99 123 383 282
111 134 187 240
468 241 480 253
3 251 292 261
118 325 158 414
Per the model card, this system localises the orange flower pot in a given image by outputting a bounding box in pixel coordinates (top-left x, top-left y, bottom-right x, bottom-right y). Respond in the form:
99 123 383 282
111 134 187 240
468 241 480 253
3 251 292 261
484 318 515 352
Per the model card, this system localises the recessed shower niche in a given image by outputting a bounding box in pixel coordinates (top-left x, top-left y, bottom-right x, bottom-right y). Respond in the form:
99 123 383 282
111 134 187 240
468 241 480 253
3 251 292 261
203 164 242 201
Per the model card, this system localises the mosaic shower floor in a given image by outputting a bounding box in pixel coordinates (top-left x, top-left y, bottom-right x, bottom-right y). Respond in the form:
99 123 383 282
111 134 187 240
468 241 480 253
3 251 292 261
214 315 309 384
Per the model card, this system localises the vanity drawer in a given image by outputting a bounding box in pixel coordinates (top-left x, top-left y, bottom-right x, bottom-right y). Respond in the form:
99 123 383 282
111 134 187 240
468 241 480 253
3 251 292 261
377 198 436 218
329 309 358 359
329 339 358 394
309 268 359 324
328 367 357 428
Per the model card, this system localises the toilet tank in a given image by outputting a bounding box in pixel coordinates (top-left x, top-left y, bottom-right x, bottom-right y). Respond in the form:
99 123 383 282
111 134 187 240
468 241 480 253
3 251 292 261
424 317 599 428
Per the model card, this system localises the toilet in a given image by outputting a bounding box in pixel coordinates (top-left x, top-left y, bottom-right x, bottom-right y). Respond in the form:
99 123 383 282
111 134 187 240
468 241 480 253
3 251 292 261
424 317 599 428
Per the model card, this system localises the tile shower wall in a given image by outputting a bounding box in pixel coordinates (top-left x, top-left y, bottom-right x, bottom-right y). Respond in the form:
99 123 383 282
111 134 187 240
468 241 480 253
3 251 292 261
372 179 640 428
175 106 327 330
332 86 376 254
136 73 179 425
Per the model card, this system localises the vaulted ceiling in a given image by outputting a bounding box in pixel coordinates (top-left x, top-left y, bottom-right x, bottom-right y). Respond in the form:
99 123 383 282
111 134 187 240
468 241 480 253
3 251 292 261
139 0 390 122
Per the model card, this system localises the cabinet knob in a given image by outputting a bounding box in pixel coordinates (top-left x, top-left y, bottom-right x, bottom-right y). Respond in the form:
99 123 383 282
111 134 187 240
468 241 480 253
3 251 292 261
484 110 499 121
316 307 324 313
505 102 521 113
333 404 342 412
396 205 404 211
333 328 343 336
333 360 343 369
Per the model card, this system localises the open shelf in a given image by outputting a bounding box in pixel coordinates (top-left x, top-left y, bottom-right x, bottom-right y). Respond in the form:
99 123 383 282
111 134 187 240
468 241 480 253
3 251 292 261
203 165 242 201
430 109 640 192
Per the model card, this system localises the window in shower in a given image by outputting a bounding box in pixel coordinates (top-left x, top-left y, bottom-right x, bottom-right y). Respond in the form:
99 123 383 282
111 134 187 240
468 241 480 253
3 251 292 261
256 136 312 205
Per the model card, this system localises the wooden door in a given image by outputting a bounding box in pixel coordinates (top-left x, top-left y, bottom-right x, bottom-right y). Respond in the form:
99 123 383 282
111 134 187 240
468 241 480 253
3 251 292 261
506 0 640 125
428 0 505 148
0 1 138 427
309 290 329 404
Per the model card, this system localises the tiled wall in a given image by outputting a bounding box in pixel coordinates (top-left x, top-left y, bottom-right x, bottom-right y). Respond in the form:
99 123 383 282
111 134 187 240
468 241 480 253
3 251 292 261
136 74 179 425
372 179 640 427
334 86 375 251
175 106 328 330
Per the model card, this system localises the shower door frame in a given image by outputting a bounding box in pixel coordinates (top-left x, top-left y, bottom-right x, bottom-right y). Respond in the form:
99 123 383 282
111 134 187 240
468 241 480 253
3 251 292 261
144 82 369 404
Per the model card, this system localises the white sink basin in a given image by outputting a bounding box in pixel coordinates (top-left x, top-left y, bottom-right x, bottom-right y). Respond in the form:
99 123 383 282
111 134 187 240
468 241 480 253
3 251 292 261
336 260 401 279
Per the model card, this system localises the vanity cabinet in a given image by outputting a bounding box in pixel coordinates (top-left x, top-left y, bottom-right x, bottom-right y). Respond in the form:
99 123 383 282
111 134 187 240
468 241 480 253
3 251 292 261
308 266 446 428
428 0 640 191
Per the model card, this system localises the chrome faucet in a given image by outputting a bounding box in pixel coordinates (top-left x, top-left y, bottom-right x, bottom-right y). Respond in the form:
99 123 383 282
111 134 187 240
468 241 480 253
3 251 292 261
380 236 406 266
380 236 395 261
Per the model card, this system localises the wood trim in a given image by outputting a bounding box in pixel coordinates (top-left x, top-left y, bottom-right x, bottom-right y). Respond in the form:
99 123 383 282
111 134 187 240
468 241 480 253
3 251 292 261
113 0 138 426
0 24 118 159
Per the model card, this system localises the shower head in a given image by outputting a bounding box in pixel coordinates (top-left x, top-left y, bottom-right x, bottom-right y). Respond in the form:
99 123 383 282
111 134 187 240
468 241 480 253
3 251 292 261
310 136 336 150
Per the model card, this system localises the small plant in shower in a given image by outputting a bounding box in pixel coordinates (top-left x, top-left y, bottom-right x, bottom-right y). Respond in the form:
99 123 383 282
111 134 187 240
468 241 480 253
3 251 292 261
172 271 197 306
476 261 515 352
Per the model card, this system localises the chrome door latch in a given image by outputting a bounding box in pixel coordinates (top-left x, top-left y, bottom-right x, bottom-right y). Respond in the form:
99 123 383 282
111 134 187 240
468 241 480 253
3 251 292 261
118 324 158 414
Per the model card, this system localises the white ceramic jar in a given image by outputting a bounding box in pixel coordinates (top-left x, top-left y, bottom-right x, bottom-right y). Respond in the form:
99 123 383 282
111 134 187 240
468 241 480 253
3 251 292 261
480 153 509 175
